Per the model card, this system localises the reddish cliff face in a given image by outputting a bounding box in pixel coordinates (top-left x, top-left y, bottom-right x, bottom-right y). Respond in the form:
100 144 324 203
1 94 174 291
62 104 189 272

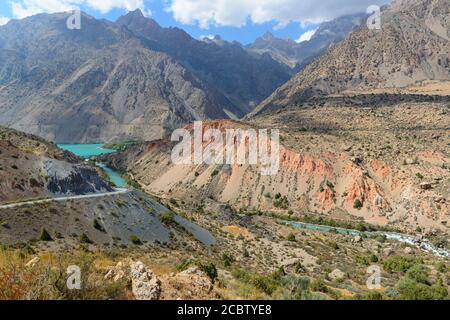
104 118 446 233
104 98 449 234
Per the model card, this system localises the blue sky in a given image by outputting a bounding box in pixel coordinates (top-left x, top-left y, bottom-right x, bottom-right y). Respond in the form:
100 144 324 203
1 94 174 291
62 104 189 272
0 0 390 44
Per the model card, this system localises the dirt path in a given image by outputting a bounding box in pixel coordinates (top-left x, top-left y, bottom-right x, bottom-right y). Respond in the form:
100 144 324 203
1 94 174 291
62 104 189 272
0 188 129 209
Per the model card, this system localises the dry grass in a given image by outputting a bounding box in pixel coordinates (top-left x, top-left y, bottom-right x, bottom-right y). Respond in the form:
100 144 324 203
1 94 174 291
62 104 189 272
0 247 132 300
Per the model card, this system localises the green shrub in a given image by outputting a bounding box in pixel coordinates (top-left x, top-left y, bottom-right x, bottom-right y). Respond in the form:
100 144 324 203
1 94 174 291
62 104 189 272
29 178 39 188
287 233 296 242
405 265 430 285
326 181 335 189
396 278 448 300
159 212 174 224
39 228 53 241
211 170 219 177
199 262 218 283
436 262 446 273
176 259 194 272
129 235 142 245
80 233 93 244
93 219 105 232
281 275 311 300
353 199 363 209
273 195 289 209
222 253 235 267
310 279 328 293
329 241 339 250
359 291 383 300
383 256 419 273
232 268 285 297
252 269 284 296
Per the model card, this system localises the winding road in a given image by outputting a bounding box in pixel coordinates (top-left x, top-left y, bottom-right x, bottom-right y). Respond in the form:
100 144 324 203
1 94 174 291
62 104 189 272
0 188 129 210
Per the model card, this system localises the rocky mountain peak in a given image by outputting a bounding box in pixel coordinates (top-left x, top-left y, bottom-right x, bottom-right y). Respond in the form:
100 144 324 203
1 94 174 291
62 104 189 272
116 9 162 32
251 0 450 116
262 32 275 41
247 13 366 70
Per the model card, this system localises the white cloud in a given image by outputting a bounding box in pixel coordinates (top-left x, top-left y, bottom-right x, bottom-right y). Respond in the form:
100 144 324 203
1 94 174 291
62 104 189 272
9 0 147 19
296 28 317 43
0 16 10 26
168 0 391 29
200 34 215 40
84 0 145 14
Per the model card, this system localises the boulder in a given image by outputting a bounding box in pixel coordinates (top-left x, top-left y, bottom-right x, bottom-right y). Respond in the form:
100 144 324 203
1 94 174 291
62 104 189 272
160 266 214 300
403 247 413 254
130 261 161 300
383 247 394 256
353 236 363 243
328 269 346 281
419 182 432 190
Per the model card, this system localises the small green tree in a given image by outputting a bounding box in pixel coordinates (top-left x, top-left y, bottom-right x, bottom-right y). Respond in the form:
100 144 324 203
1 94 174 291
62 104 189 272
159 212 174 224
129 234 142 245
80 233 93 244
93 219 105 232
287 233 296 242
354 199 363 209
200 262 218 283
39 228 53 241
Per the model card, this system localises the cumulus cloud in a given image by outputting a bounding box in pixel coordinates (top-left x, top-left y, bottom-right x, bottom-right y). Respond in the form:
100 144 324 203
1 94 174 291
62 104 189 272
296 28 317 43
168 0 391 29
9 0 147 19
84 0 145 14
0 16 10 26
200 34 215 40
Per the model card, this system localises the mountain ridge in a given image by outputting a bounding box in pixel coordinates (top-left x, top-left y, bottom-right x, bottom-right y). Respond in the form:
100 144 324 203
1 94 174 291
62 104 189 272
247 13 367 70
250 0 450 117
0 10 290 143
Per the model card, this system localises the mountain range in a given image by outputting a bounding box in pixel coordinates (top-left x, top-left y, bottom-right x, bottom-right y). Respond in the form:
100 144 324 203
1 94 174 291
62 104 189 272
0 10 290 143
247 13 366 70
0 8 372 143
252 0 450 116
102 0 450 235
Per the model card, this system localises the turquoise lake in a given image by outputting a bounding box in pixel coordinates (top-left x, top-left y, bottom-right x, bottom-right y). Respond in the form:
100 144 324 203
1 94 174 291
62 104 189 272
57 144 126 188
57 144 116 158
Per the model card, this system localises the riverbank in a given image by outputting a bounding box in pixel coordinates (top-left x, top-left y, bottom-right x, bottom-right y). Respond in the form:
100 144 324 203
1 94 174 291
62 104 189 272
58 144 126 188
282 220 450 258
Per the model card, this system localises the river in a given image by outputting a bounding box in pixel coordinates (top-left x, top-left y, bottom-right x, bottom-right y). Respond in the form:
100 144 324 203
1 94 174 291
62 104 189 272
57 144 126 188
284 220 450 258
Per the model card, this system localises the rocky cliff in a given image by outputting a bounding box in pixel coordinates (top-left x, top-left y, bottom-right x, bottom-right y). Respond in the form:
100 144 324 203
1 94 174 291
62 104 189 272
0 127 112 203
251 0 450 116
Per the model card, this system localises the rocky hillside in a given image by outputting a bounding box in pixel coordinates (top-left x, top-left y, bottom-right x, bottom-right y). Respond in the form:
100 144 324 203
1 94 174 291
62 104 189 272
247 13 366 70
103 97 449 235
252 0 450 116
0 11 289 143
0 127 112 203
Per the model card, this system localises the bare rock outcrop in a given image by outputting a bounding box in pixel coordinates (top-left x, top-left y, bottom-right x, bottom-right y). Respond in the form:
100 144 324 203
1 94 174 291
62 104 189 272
130 261 161 300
